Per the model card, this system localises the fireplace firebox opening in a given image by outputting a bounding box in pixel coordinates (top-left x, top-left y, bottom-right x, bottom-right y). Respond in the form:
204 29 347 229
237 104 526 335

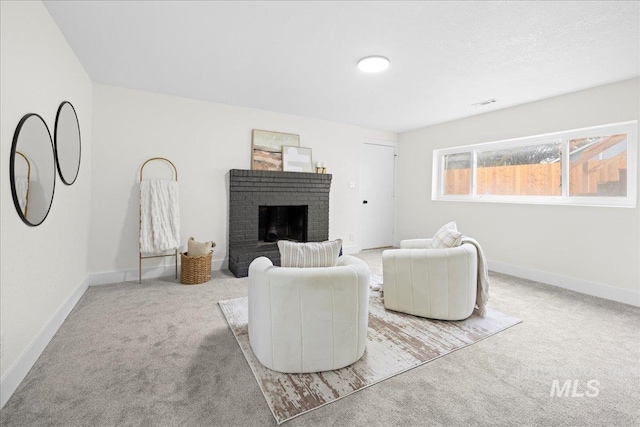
258 205 308 243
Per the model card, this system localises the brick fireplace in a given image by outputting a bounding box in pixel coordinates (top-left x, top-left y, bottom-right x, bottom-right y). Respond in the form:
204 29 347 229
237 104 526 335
228 169 332 277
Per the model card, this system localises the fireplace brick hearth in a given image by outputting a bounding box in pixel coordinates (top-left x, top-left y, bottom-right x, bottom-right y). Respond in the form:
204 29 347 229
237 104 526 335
228 169 332 277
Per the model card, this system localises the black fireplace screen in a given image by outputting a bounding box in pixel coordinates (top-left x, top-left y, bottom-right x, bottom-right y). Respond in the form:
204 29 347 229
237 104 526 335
258 205 308 243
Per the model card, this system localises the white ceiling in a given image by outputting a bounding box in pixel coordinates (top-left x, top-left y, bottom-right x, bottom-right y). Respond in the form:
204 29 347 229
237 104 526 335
44 1 639 133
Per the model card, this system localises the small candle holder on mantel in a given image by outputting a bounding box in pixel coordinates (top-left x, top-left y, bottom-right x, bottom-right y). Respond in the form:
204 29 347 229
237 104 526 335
316 161 327 174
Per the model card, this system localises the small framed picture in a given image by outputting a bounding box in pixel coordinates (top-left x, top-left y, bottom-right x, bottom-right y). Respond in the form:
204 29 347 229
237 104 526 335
282 146 313 173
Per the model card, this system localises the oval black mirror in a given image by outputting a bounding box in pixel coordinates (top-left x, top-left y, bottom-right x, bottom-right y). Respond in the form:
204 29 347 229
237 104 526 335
10 113 56 226
54 101 81 185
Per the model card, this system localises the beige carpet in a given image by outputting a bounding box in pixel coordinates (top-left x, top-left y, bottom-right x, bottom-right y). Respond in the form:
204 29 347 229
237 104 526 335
1 249 639 426
220 294 521 424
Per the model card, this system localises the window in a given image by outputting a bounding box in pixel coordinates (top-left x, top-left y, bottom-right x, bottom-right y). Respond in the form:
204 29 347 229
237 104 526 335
476 142 561 197
569 134 628 197
432 121 637 207
443 152 471 195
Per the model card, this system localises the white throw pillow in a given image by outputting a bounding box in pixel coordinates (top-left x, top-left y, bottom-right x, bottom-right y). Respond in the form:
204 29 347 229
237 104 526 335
431 222 462 249
187 237 216 256
277 239 342 268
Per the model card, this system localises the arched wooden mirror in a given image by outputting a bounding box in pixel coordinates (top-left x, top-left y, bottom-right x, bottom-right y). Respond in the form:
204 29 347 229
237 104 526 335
54 101 81 185
10 113 56 226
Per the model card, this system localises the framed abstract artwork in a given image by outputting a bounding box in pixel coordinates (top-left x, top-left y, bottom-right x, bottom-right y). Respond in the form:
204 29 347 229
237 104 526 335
282 146 313 172
251 129 300 171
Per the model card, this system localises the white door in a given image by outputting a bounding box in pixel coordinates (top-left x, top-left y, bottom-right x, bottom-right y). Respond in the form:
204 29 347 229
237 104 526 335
361 143 395 249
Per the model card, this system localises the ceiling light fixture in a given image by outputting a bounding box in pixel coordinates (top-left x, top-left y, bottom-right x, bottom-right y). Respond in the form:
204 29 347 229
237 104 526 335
357 56 390 73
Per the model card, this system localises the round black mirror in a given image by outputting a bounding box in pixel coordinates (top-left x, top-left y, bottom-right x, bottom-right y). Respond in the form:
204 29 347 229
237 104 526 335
10 113 56 226
54 101 81 185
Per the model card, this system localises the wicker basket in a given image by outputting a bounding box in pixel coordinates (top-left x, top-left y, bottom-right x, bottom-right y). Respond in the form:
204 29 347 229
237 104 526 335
180 251 212 285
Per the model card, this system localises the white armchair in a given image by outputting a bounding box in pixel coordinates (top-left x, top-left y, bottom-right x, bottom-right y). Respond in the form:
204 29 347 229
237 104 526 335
382 239 478 321
248 255 370 373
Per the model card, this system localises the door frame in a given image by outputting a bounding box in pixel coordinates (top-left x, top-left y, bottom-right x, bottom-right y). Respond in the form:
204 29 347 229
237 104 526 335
359 138 397 250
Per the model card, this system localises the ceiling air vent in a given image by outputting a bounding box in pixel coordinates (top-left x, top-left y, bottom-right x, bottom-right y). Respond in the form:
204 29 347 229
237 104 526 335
472 98 498 107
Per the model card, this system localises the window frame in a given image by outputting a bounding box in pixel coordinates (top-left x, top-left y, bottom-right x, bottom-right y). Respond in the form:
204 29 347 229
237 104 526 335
432 121 637 207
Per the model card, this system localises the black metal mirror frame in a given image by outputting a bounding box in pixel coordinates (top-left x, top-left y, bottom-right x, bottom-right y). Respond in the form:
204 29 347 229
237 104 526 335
54 101 81 185
10 113 56 227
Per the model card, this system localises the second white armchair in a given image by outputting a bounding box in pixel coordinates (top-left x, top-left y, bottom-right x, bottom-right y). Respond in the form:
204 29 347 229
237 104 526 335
382 239 478 321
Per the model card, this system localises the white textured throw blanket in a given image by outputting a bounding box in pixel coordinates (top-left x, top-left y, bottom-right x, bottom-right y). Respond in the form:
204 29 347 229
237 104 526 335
15 176 29 213
461 237 490 316
139 179 180 254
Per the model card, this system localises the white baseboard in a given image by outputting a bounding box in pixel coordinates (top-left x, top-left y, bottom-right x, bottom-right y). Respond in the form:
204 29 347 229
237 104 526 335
342 245 361 255
87 258 226 286
0 275 90 409
489 260 640 307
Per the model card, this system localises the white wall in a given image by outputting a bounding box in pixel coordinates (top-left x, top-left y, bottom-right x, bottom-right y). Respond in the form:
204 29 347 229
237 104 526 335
0 0 92 389
89 84 396 279
396 78 640 302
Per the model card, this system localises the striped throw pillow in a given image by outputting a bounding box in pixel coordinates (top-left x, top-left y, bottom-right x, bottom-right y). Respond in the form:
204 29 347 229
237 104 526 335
431 221 463 249
277 239 343 268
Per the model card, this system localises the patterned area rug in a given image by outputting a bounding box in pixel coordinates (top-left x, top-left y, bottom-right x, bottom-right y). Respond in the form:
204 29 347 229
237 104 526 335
370 273 384 291
219 295 520 425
